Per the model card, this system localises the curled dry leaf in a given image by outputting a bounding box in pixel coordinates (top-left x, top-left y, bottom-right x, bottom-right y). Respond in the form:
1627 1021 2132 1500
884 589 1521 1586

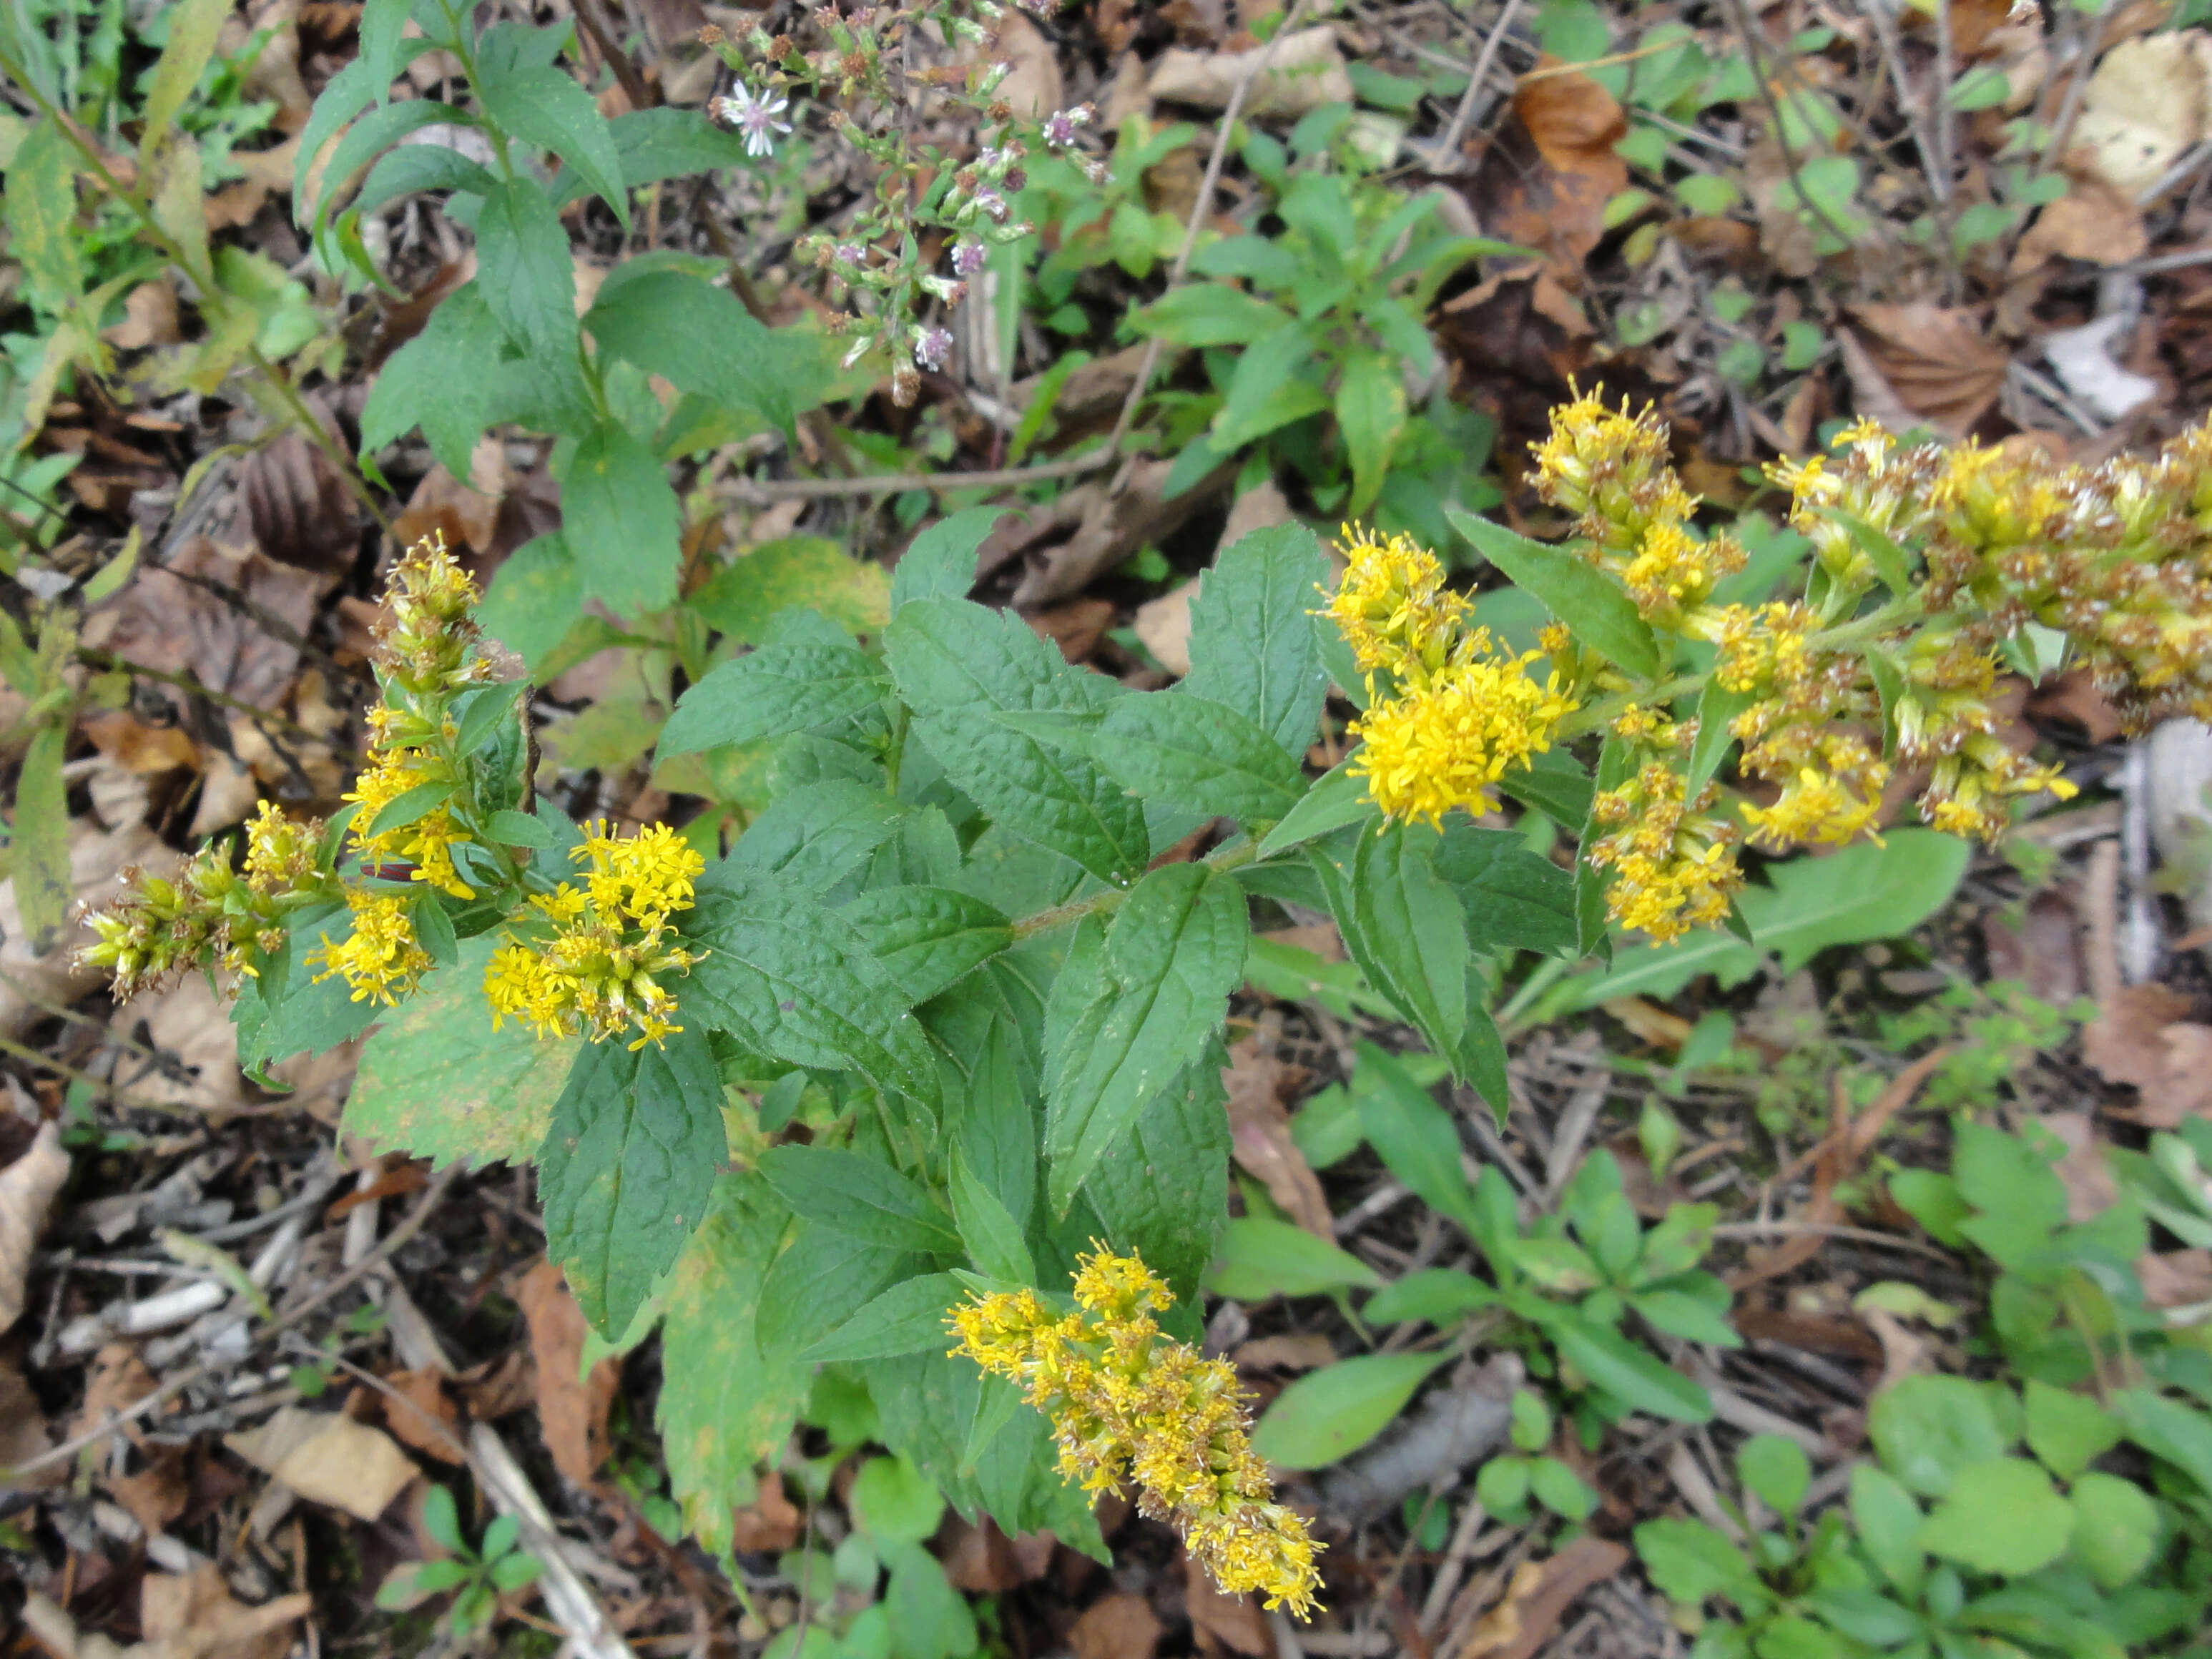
2037 1111 2120 1222
1069 1592 1166 1659
1468 1536 1631 1659
2138 1249 2212 1308
2082 983 2212 1127
1222 1037 1332 1240
1184 1552 1275 1657
2012 180 2148 272
2072 31 2212 197
72 1342 159 1445
1467 60 1628 278
1844 304 2010 439
240 421 359 576
727 1468 804 1552
225 1407 418 1520
517 1259 619 1491
140 1565 312 1659
375 1367 466 1464
0 1118 69 1332
1132 582 1198 677
1148 26 1354 118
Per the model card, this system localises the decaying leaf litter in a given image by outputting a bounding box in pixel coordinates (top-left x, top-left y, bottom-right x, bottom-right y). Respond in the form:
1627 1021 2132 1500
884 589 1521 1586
9 0 2212 1655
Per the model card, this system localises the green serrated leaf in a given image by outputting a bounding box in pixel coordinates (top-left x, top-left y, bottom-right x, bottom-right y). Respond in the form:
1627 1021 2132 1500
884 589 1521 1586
842 886 1013 1005
660 643 888 755
585 269 792 439
539 1030 727 1336
893 508 1017 611
683 875 941 1111
139 0 229 166
952 1154 1034 1284
887 598 1148 883
1083 693 1307 824
1256 761 1372 857
1447 508 1661 680
476 61 631 227
1083 1044 1232 1303
1182 525 1329 760
1043 865 1248 1213
759 1145 958 1253
565 418 681 616
804 1270 968 1362
474 177 576 355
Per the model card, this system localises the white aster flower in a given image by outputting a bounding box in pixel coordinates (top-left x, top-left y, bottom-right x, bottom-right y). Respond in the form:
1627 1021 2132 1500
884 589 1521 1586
711 82 792 159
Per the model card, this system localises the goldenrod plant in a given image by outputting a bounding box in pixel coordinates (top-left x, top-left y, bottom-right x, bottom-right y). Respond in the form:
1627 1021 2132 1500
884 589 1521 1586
81 395 2212 1614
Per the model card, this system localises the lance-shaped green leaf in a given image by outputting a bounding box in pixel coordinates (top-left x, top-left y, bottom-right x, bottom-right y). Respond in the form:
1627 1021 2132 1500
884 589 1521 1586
584 269 791 438
760 1145 958 1254
538 1030 727 1336
842 886 1014 1005
474 59 631 228
1447 507 1661 680
1252 1352 1448 1470
886 597 1148 883
1256 760 1372 857
893 507 1017 610
662 643 889 756
1183 523 1332 755
682 877 941 1112
1043 865 1249 1213
805 1271 970 1363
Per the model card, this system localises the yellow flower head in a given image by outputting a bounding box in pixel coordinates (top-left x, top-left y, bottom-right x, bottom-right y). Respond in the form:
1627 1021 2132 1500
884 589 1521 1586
951 1249 1323 1618
242 801 323 898
1621 521 1744 620
308 891 433 1006
1739 763 1886 851
1587 757 1744 941
343 749 475 900
1350 646 1578 828
483 822 707 1048
1319 526 1468 682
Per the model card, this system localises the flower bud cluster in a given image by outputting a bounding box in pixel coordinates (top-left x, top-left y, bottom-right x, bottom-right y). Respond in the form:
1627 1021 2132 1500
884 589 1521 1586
710 4 1096 406
952 1250 1322 1618
1586 709 1744 943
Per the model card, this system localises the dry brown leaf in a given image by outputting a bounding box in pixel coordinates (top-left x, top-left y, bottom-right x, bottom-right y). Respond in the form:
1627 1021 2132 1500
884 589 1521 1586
2038 1111 2119 1222
73 1343 159 1445
376 1367 465 1464
1744 137 1822 280
1 1359 61 1487
1132 583 1197 677
1149 26 1354 117
84 534 321 713
940 1514 1057 1593
2013 180 2149 271
1603 995 1694 1052
132 976 250 1116
1027 596 1116 665
455 1349 534 1421
1516 60 1629 172
1222 1038 1331 1240
103 280 183 350
1184 1553 1274 1656
225 1407 418 1520
390 437 509 556
106 1447 192 1535
0 1118 69 1331
1069 1592 1164 1659
1470 1537 1631 1659
2073 31 2212 196
142 1565 311 1659
727 1469 803 1552
1232 1333 1339 1372
1846 305 2010 438
994 11 1062 118
2083 983 2212 1126
240 418 358 575
2138 1249 2212 1307
517 1260 618 1490
1465 61 1627 278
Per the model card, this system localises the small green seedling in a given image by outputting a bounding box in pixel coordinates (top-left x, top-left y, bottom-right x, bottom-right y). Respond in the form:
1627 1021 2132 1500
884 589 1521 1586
375 1485 543 1637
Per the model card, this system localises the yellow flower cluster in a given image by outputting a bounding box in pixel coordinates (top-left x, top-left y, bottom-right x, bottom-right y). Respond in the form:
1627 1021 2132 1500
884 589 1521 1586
308 890 433 1006
374 531 496 697
1586 712 1742 942
951 1251 1322 1618
484 822 707 1048
1327 529 1578 829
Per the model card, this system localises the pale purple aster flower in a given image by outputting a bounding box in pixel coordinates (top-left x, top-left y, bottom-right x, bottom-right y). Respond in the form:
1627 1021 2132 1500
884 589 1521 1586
914 328 955 371
951 240 988 278
1042 105 1091 149
975 189 1008 222
712 82 792 158
835 242 866 267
